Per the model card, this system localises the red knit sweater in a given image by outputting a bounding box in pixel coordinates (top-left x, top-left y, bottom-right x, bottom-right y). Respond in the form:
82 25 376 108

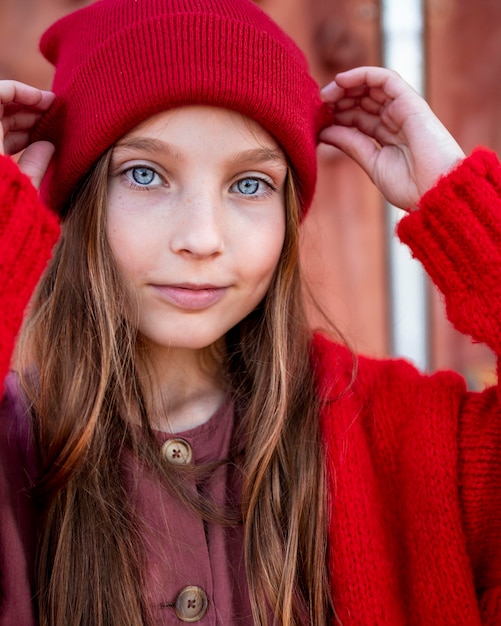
314 149 501 625
1 150 500 625
0 156 59 383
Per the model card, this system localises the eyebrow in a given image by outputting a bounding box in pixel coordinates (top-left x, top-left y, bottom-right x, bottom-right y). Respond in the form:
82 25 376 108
113 137 286 168
230 147 286 168
113 137 181 159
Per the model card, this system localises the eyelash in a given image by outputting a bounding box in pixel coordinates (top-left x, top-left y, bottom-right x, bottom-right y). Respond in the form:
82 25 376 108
230 176 277 199
121 166 164 191
119 166 278 198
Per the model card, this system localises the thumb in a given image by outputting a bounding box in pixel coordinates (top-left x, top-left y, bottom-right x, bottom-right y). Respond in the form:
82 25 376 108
17 141 55 190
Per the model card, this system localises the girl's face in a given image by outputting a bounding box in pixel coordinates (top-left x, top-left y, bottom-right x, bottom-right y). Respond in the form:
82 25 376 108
106 106 287 358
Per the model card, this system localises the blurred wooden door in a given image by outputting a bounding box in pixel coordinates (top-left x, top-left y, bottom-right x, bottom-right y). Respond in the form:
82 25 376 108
263 0 501 387
259 0 388 358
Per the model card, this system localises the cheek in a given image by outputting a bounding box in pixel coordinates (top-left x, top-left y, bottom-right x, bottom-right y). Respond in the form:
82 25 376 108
262 211 286 266
105 208 151 283
106 217 130 273
106 188 161 266
263 233 285 275
241 217 286 284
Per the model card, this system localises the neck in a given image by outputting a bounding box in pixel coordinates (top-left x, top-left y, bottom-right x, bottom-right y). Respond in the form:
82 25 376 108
140 340 226 433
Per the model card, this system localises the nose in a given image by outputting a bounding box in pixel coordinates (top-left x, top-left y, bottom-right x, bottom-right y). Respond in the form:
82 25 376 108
170 190 225 259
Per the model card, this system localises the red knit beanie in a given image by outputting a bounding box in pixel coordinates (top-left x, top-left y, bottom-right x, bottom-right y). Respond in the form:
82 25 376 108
33 0 332 216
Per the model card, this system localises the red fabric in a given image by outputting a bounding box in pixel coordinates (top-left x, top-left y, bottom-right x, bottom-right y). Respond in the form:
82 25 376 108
1 149 501 624
314 148 501 625
32 0 331 216
0 155 59 388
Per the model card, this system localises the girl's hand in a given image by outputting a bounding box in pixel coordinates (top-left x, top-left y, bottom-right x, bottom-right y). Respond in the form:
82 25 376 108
0 80 55 189
319 66 465 210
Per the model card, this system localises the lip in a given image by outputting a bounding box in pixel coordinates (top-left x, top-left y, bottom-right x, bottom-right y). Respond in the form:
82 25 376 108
151 283 228 310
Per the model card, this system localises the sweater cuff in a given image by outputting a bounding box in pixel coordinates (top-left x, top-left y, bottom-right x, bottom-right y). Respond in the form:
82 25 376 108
0 155 60 382
0 153 60 277
397 147 501 346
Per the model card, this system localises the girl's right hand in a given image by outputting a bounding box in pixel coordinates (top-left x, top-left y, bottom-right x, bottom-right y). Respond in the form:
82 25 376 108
1 80 55 189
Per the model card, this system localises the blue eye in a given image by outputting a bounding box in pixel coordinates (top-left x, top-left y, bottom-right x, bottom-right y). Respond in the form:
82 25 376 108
232 176 274 198
237 178 260 195
131 167 157 186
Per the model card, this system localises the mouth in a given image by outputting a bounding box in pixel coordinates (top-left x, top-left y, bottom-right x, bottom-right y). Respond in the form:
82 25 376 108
151 283 228 310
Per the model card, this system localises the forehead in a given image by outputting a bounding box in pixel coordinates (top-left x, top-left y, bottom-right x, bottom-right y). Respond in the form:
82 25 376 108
117 105 286 161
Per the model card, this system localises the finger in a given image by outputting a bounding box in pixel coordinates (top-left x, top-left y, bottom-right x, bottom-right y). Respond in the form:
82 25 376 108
334 94 384 116
3 131 32 155
17 141 55 190
359 96 383 116
319 124 379 175
334 66 419 103
333 108 402 144
334 66 398 90
335 85 368 99
320 81 346 103
367 87 392 106
26 89 55 112
334 97 362 112
0 80 55 110
2 110 45 133
3 98 53 118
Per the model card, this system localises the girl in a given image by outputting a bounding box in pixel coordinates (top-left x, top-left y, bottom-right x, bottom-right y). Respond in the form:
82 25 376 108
1 0 500 624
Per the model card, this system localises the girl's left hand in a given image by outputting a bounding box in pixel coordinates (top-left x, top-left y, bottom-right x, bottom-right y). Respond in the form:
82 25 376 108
319 66 465 211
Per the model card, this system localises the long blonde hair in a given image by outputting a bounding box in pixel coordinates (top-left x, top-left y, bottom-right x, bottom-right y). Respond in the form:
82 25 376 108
19 148 334 625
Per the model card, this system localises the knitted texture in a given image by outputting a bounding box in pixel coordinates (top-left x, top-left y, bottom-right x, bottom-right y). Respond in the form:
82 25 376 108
314 148 501 625
398 148 501 352
32 0 331 216
0 155 60 386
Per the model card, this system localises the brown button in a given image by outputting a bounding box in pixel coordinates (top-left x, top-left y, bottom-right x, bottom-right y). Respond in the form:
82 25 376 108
174 586 208 622
161 438 193 465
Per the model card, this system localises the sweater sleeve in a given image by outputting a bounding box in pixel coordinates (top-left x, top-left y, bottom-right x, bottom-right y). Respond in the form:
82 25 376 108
397 148 501 357
0 155 60 388
397 148 501 619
